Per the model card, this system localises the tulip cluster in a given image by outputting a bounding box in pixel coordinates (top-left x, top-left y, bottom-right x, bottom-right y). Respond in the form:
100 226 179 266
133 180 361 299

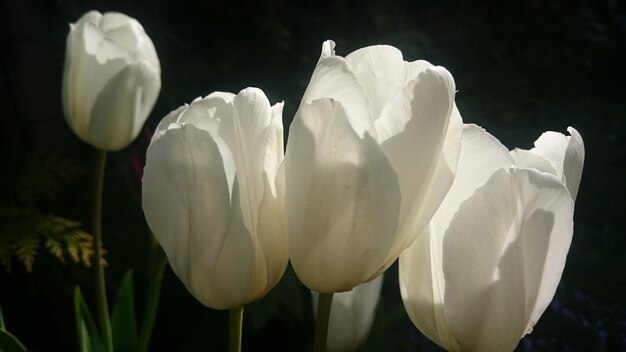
61 9 585 351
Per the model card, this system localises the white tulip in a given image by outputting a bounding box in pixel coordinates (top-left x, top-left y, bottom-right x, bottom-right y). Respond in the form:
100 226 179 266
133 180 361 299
283 40 462 293
312 275 384 352
399 125 584 352
62 11 161 151
142 88 287 309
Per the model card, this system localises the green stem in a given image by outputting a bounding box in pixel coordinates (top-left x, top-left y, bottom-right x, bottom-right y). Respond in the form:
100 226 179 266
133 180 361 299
92 149 112 352
313 292 334 352
229 305 244 352
137 236 167 352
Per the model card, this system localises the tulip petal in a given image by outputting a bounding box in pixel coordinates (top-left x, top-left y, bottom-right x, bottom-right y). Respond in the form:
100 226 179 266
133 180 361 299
192 180 257 309
376 67 457 263
63 12 131 140
285 98 400 292
405 60 433 84
400 223 460 352
510 149 558 176
101 12 160 69
301 54 373 137
437 124 515 228
399 124 514 351
100 13 140 53
88 61 160 150
563 127 585 201
253 101 288 294
142 123 237 294
514 127 585 200
442 168 574 352
228 88 274 235
345 45 407 118
175 92 236 140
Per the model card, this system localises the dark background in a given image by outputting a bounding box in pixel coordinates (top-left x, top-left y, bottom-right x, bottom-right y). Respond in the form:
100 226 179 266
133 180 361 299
1 0 625 351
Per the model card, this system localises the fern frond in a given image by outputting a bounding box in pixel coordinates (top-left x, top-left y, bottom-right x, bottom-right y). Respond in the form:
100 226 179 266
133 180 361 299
0 206 97 272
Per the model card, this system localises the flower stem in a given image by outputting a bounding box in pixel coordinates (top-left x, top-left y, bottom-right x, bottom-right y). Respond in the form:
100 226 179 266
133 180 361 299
92 149 112 352
229 305 244 352
313 292 334 352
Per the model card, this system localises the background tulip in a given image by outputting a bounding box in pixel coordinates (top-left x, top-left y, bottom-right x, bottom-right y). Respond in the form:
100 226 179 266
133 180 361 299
283 40 462 293
142 88 287 310
62 10 161 151
312 275 383 352
400 125 584 352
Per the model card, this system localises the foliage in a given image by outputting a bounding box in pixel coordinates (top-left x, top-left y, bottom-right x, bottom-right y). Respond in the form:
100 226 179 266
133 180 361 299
0 151 94 272
0 206 94 272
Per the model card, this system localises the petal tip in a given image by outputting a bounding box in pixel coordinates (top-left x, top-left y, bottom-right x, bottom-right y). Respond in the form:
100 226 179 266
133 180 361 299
321 40 336 58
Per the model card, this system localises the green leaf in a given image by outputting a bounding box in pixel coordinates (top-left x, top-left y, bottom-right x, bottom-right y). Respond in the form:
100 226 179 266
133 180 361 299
111 271 137 352
0 305 6 330
74 287 105 352
0 329 27 352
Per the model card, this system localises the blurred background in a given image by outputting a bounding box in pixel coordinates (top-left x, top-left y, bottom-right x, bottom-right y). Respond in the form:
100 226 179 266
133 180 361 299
1 0 625 350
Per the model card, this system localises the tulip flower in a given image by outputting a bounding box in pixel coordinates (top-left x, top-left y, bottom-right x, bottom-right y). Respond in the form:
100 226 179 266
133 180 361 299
62 11 161 151
142 88 288 310
283 40 462 294
399 125 584 352
312 275 384 352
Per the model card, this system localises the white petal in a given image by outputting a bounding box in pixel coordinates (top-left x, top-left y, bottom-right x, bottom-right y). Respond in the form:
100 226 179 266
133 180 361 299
300 53 373 136
64 13 129 139
320 39 336 58
442 168 574 352
152 105 187 142
405 60 433 85
529 131 568 177
437 124 514 229
253 100 288 295
195 180 257 309
399 223 459 352
176 92 236 139
563 127 585 201
142 124 232 271
514 128 585 200
510 149 558 176
100 12 139 53
229 88 274 235
376 67 457 263
284 98 400 292
345 45 407 119
88 62 158 150
62 11 101 135
399 124 513 352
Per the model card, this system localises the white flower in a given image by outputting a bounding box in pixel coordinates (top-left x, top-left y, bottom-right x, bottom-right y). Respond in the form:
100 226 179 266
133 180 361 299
142 88 287 309
399 125 584 352
62 11 161 151
283 40 462 293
